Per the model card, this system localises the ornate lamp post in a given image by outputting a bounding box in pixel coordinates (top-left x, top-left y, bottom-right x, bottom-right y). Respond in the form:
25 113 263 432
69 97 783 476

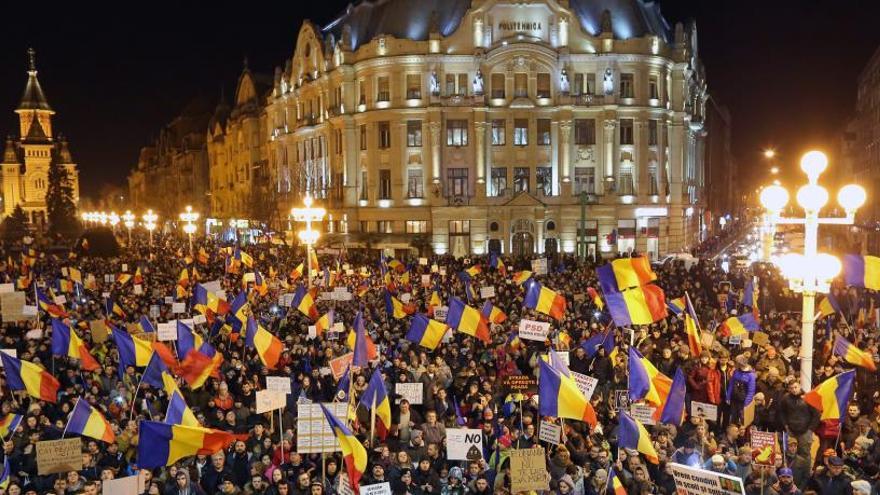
179 205 199 255
760 151 866 391
108 211 120 231
291 195 326 288
142 210 158 248
122 211 135 245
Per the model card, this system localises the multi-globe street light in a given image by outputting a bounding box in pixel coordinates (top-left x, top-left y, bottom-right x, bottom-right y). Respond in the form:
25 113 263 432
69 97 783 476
291 195 326 289
179 206 199 255
122 211 135 245
142 209 158 247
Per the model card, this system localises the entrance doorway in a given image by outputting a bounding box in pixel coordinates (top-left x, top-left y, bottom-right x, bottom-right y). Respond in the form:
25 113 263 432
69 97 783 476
512 232 534 257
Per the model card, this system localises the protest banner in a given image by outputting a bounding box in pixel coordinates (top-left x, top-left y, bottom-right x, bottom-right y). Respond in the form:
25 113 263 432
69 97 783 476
518 319 551 342
329 353 353 380
691 401 718 421
571 371 598 399
539 421 561 445
669 463 745 495
503 375 537 393
630 404 657 425
447 428 483 461
266 376 292 394
255 390 287 414
510 448 549 493
750 430 778 465
296 402 350 453
480 286 496 299
394 383 423 405
36 438 82 475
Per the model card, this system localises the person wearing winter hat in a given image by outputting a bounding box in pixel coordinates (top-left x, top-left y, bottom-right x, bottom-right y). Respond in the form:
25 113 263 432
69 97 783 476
774 467 799 495
556 474 575 494
444 466 467 495
852 480 872 495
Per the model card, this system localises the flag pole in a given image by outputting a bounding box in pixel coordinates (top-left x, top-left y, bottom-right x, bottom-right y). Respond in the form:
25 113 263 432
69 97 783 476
62 398 79 439
370 394 376 448
128 368 146 423
278 409 284 463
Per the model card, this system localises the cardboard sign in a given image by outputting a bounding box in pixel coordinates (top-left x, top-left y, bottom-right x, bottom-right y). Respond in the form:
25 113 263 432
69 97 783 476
421 274 432 287
256 390 287 414
36 438 83 475
1 291 29 322
518 319 551 342
630 404 657 425
266 376 292 394
531 258 548 275
691 401 718 421
510 448 550 493
669 463 745 495
503 375 537 392
0 283 14 294
750 430 778 465
171 302 186 314
102 472 147 495
539 421 561 445
362 483 392 495
419 257 428 266
395 383 424 405
296 402 350 453
157 323 177 341
480 286 496 299
89 320 110 344
447 428 484 461
133 284 143 295
571 371 598 399
752 331 769 346
330 353 354 380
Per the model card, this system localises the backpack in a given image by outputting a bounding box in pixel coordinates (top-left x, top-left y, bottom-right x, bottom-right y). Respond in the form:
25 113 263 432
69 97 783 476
731 378 748 403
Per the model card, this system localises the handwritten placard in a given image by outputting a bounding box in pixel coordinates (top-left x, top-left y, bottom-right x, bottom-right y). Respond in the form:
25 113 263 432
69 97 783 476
539 421 561 445
394 383 423 405
36 438 83 475
510 448 549 493
256 390 287 414
266 376 292 394
518 319 550 342
480 286 496 299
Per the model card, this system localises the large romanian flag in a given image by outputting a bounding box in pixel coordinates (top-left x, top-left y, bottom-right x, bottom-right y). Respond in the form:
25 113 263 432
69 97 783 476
597 256 657 293
447 296 490 343
523 281 566 321
481 301 507 324
350 311 377 366
537 359 597 427
0 353 59 403
817 293 842 318
50 319 100 371
405 313 448 351
320 405 368 494
291 284 318 320
605 285 667 326
137 421 239 469
619 412 659 464
832 336 876 371
803 370 855 421
721 313 760 336
67 399 115 443
684 292 702 357
628 347 672 408
844 255 880 290
245 316 282 369
359 370 391 440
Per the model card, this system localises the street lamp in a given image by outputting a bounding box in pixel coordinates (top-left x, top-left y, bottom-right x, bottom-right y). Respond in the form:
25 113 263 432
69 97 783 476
291 195 326 288
764 149 776 159
108 212 120 230
760 150 866 392
142 209 158 247
122 210 135 245
98 212 108 226
179 205 199 255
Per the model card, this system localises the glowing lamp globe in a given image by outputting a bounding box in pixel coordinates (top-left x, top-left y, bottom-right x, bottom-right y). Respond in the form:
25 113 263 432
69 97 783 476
759 185 789 211
813 253 841 281
800 151 828 179
796 184 828 211
838 184 867 212
774 253 805 280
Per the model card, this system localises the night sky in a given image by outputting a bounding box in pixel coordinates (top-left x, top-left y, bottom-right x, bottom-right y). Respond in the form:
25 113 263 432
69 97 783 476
1 0 878 199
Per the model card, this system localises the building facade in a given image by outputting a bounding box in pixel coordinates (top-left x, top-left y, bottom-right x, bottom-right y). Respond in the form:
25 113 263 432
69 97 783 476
265 0 708 258
851 45 880 251
1 49 80 226
703 96 737 233
128 97 211 219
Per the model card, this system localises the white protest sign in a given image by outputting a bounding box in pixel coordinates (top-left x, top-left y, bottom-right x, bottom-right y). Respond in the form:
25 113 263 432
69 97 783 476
122 264 129 273
395 383 423 405
539 421 561 445
361 483 392 495
531 258 548 275
0 284 13 294
308 325 317 339
54 295 67 305
164 296 174 304
171 302 186 314
630 404 657 425
202 280 222 294
431 264 439 273
446 428 484 461
149 305 160 318
133 284 143 295
480 286 496 299
21 305 38 317
434 306 448 322
296 402 350 453
266 376 292 394
255 390 287 414
669 463 745 495
571 371 598 399
157 323 177 341
419 258 428 266
192 314 207 325
691 401 718 422
331 322 344 333
400 293 411 303
518 319 551 342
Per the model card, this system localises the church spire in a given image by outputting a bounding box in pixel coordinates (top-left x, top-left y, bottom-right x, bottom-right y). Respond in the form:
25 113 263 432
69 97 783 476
1 136 18 164
17 48 52 112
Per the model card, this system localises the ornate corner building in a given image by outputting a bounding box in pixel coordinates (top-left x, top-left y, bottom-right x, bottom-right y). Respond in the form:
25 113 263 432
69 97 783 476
1 49 80 226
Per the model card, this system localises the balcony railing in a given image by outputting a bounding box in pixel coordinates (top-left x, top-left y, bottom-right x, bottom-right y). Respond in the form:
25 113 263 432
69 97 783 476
446 194 472 206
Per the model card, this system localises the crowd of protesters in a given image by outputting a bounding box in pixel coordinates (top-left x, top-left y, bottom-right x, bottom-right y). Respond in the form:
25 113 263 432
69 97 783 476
0 225 876 495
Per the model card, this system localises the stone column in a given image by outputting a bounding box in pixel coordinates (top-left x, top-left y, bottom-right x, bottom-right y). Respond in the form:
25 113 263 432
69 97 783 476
559 120 572 191
429 121 441 184
603 119 616 189
474 121 486 185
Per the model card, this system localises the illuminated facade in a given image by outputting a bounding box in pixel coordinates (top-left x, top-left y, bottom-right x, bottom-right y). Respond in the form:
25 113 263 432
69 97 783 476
1 49 80 226
266 0 709 257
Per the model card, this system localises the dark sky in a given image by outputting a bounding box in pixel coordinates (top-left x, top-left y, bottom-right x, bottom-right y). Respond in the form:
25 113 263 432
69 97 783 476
1 0 878 199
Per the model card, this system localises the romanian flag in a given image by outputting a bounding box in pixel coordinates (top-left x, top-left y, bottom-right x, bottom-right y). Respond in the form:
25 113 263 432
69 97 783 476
0 414 22 439
350 311 377 365
489 252 507 276
116 273 132 285
320 405 367 494
178 268 190 288
50 319 100 371
684 293 702 357
658 368 687 425
235 249 254 268
523 281 566 321
142 352 172 389
604 285 667 326
817 293 842 318
406 313 448 351
110 326 153 375
384 290 410 319
464 281 477 304
619 412 659 463
315 310 335 338
58 278 74 294
290 262 304 281
357 281 370 298
743 277 759 311
137 421 239 469
0 457 8 490
178 350 223 389
308 250 319 273
133 266 144 285
803 370 856 421
105 298 126 319
291 285 318 320
37 288 67 318
197 247 209 265
582 329 615 358
537 360 597 427
69 267 83 285
165 390 199 427
245 316 283 369
176 321 204 358
587 287 605 311
0 353 59 403
227 291 249 334
481 301 507 324
360 370 391 440
721 313 760 336
137 315 156 334
253 271 268 296
460 265 482 281
67 399 115 443
666 296 686 315
386 258 404 273
447 296 490 344
193 284 230 319
628 348 672 408
608 468 627 495
833 335 877 371
597 256 657 293
844 255 880 290
512 271 532 286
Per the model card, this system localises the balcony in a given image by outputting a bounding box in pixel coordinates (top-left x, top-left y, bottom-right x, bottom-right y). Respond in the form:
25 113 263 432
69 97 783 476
430 94 486 107
446 195 472 207
558 94 608 106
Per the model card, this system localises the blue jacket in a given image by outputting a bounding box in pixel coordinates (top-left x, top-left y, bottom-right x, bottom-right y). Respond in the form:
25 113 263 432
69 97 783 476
726 368 756 405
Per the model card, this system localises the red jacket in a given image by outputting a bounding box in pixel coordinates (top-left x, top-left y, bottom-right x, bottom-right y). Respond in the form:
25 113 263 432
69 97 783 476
706 368 722 404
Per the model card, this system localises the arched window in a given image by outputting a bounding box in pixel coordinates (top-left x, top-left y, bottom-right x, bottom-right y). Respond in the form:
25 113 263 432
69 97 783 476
490 221 499 232
546 220 556 231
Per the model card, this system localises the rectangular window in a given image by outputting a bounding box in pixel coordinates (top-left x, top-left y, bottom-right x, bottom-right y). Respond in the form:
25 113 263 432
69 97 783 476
377 221 393 234
648 165 659 196
575 119 596 145
490 167 507 197
449 220 470 234
407 120 422 147
379 169 391 199
619 165 635 195
378 121 391 149
514 74 528 97
514 119 528 146
537 119 551 145
620 119 634 145
407 168 424 198
648 120 658 146
358 80 366 105
446 120 468 147
335 128 343 154
445 74 456 96
360 124 367 150
406 74 421 99
649 76 659 100
458 74 468 96
573 167 595 195
573 73 584 95
377 76 390 102
491 119 506 146
491 73 505 99
406 220 428 233
448 168 468 196
537 166 552 196
537 73 551 98
620 73 634 98
586 73 596 95
360 170 368 200
360 221 373 233
514 167 530 193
